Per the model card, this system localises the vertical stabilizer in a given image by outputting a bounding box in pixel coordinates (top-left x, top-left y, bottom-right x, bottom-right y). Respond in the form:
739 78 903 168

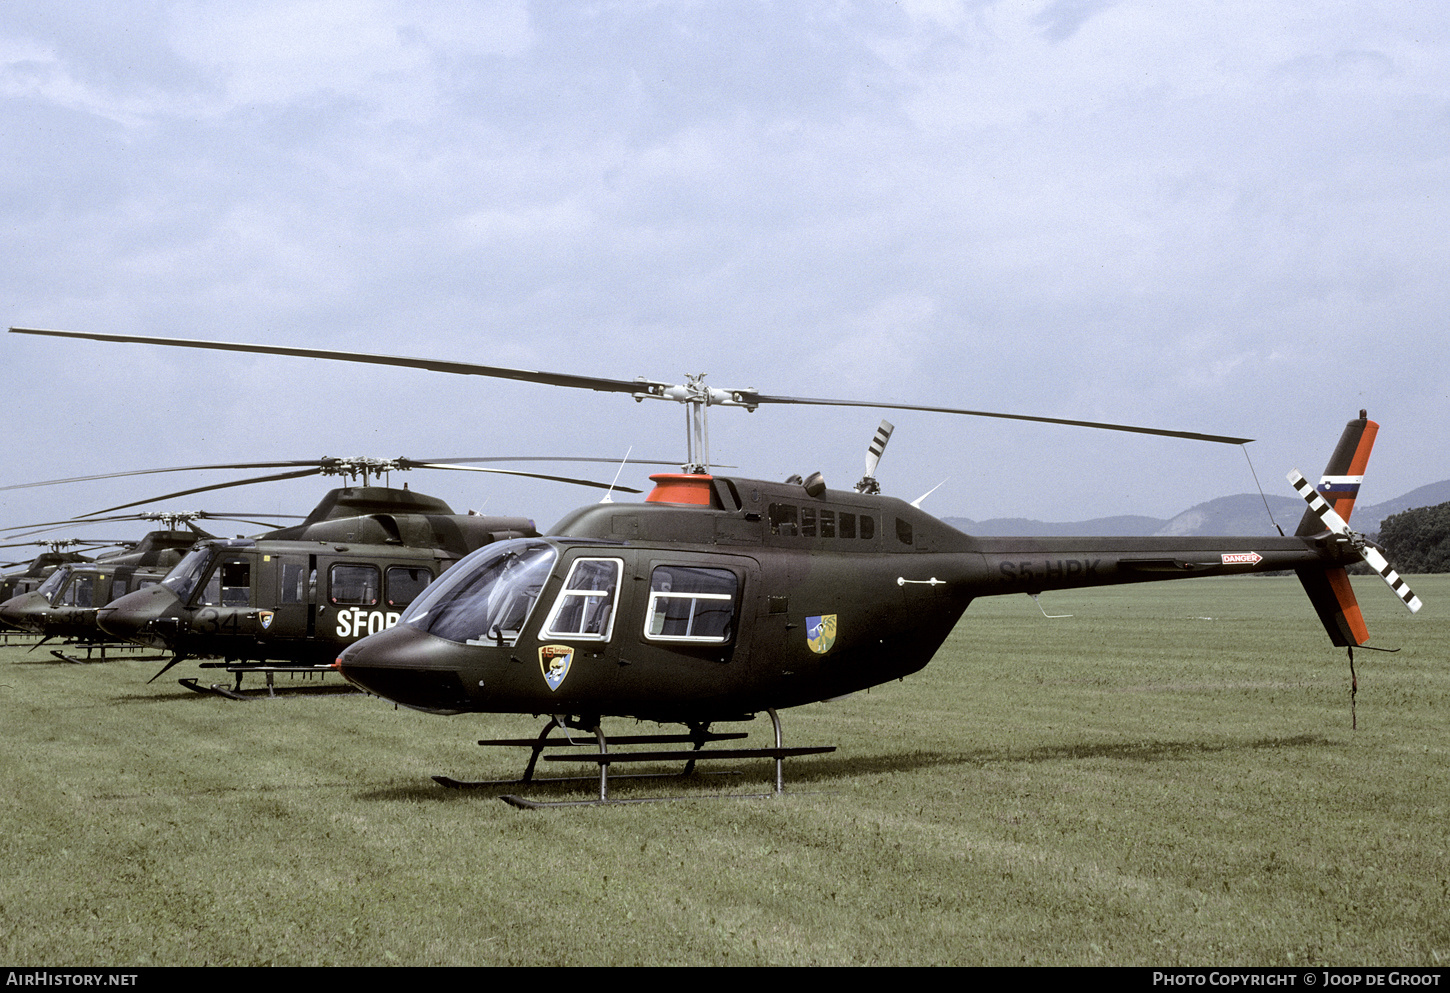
1294 411 1377 647
1298 567 1370 647
1294 410 1377 534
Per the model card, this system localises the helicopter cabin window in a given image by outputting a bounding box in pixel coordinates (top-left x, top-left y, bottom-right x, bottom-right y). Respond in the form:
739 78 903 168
770 503 869 542
280 562 311 604
57 574 95 608
110 577 127 602
895 517 913 546
768 503 798 536
200 560 252 607
541 557 622 641
386 566 432 607
644 566 738 643
330 564 380 606
800 507 816 537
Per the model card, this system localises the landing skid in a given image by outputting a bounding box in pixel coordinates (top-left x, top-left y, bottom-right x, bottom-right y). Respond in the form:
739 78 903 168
50 644 165 665
178 662 358 700
178 677 250 700
436 709 835 807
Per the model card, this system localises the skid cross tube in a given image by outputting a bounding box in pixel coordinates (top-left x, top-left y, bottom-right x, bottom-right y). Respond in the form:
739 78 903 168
434 710 835 806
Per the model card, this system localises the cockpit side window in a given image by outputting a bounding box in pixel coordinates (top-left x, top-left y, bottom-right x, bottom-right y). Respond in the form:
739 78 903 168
644 566 738 643
198 559 252 607
541 557 622 642
220 561 251 606
57 573 95 608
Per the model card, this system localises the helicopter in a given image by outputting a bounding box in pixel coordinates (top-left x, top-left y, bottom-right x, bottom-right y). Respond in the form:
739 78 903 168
1 539 113 600
0 513 281 661
10 327 1422 804
1 539 116 646
72 457 653 696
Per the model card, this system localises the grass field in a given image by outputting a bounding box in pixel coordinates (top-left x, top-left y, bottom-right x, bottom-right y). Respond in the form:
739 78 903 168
1 575 1445 966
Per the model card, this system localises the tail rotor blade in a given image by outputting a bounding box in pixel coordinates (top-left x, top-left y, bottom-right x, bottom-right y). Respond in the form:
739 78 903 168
856 420 894 494
1359 544 1423 614
864 420 894 479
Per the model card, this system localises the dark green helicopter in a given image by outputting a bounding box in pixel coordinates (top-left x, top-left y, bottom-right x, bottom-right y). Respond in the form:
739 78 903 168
1 538 118 648
1 538 113 601
49 456 648 695
0 516 245 660
11 328 1421 804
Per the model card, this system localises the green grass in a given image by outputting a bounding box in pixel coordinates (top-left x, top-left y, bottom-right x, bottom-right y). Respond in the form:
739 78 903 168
1 575 1445 966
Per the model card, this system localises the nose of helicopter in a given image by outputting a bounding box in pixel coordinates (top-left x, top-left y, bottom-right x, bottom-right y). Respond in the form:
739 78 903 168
96 585 182 647
336 623 473 714
0 594 39 631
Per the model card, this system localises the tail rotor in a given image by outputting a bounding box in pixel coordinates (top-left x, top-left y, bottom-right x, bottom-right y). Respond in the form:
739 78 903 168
1289 468 1422 614
855 420 894 495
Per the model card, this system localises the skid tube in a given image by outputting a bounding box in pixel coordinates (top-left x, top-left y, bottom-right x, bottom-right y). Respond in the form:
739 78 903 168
179 661 359 699
433 709 835 807
50 641 166 665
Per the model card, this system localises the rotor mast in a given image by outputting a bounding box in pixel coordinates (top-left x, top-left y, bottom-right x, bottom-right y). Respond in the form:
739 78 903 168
632 373 759 474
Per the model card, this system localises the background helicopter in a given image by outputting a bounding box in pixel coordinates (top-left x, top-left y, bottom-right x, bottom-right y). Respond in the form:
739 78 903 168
9 328 1422 804
1 538 116 601
0 512 290 661
52 454 663 695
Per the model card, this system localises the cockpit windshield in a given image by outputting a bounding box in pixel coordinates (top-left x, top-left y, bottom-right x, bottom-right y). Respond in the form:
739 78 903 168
161 547 216 602
401 540 556 647
36 566 71 603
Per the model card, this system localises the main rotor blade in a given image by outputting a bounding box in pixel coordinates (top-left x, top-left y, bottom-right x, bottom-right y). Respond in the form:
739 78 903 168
413 455 685 467
67 461 638 517
0 538 121 550
0 455 676 493
11 327 670 396
742 393 1254 445
408 462 640 493
0 460 325 493
12 327 1253 445
1 518 287 540
78 468 326 517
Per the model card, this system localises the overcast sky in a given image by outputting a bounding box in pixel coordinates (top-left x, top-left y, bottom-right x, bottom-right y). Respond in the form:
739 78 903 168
3 1 1447 548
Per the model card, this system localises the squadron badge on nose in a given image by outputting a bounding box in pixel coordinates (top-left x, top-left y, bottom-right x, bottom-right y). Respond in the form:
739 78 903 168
539 645 575 690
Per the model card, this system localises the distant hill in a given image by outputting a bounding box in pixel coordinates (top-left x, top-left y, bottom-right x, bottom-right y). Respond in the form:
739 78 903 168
944 480 1450 538
1358 480 1450 533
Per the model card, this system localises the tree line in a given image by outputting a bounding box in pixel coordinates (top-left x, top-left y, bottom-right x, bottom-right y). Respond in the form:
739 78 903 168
1375 501 1450 573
